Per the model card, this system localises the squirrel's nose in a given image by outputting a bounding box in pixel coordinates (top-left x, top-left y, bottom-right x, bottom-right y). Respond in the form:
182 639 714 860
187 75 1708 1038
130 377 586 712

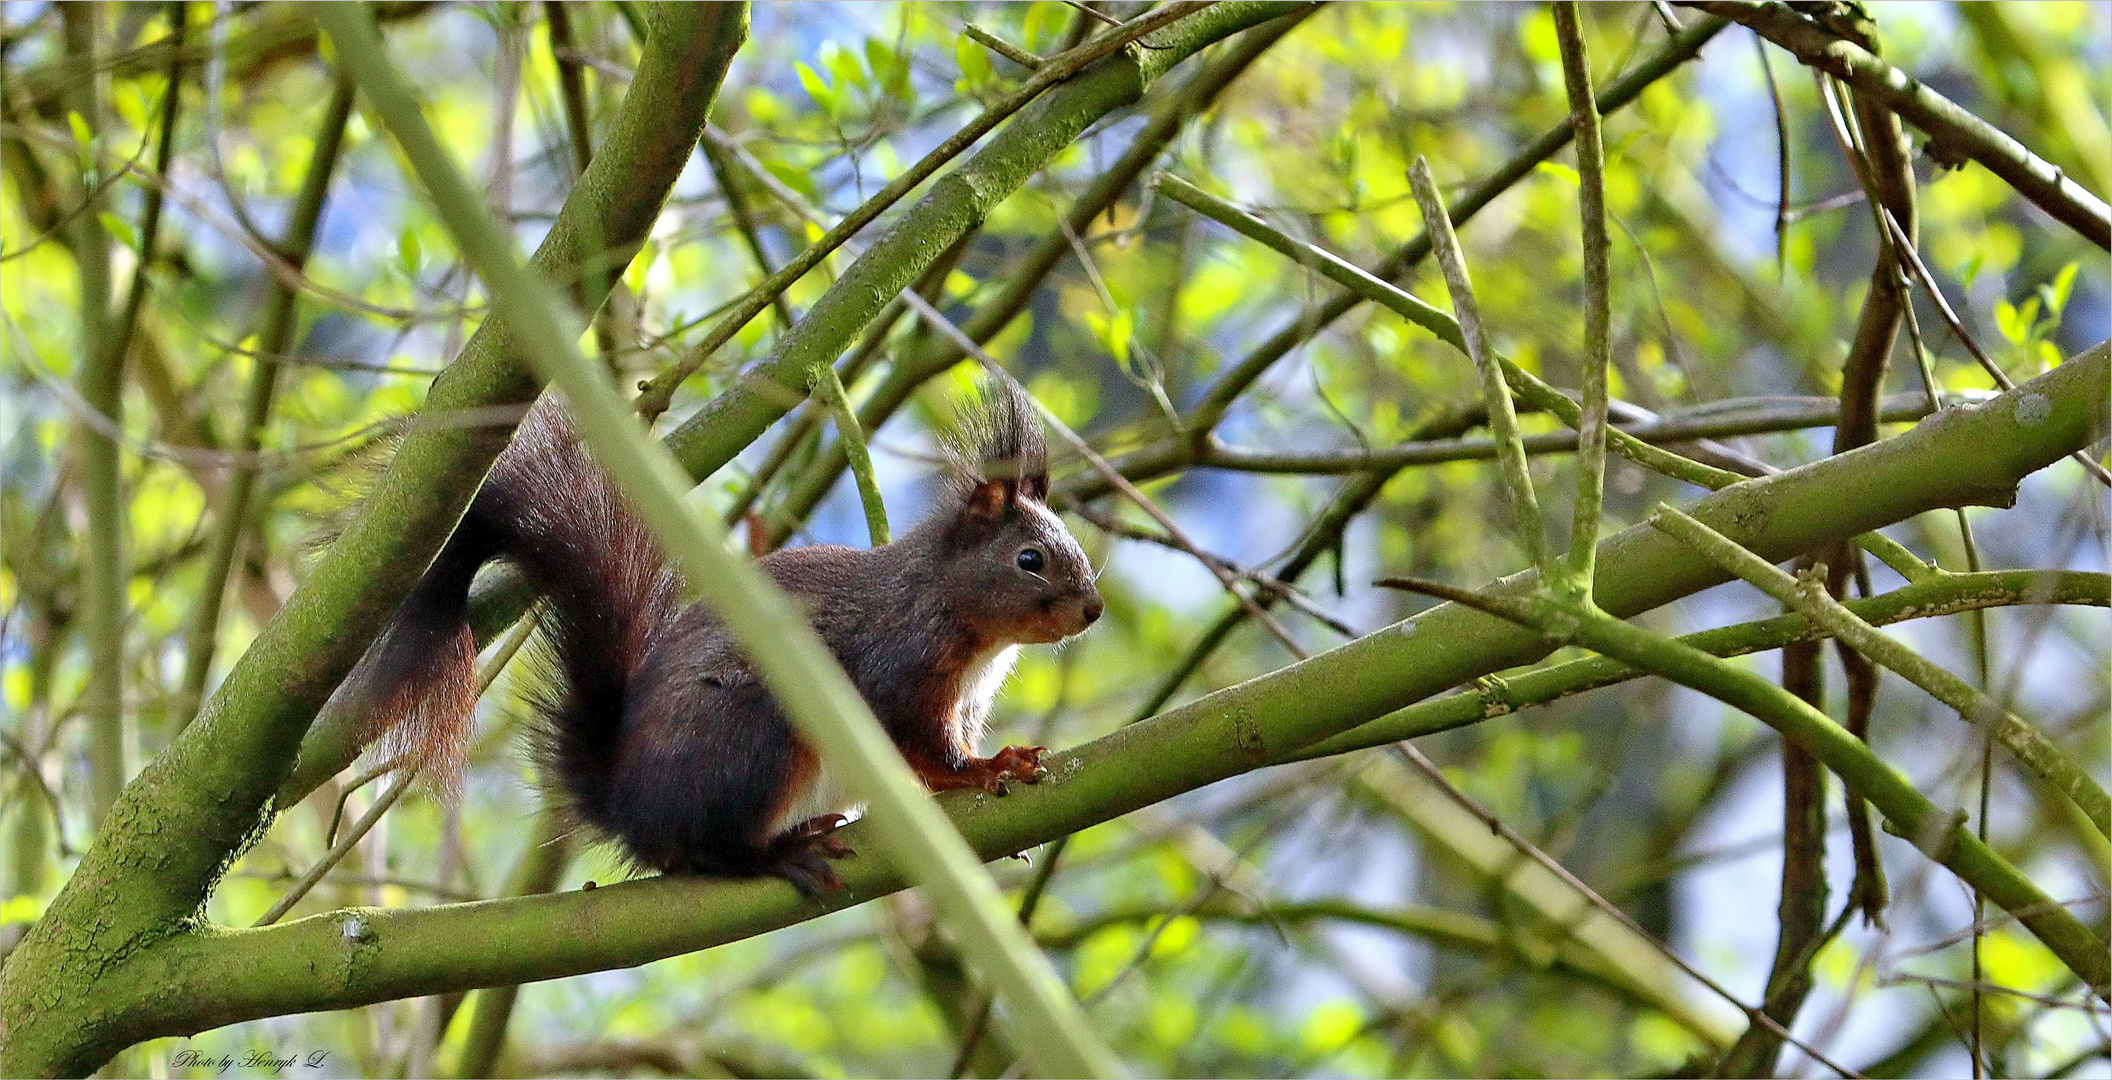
1081 594 1104 625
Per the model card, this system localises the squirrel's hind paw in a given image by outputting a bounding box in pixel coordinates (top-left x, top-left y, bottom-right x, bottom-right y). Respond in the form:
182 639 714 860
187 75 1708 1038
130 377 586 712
767 816 856 896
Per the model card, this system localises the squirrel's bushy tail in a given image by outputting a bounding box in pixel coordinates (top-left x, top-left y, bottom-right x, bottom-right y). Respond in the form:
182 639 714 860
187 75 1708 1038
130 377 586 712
342 398 677 812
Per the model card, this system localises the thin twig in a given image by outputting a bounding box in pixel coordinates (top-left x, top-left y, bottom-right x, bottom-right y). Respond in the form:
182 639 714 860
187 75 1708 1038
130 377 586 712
964 24 1045 70
1408 158 1554 576
1752 32 1793 279
255 767 421 927
1064 501 1357 638
813 361 889 546
1553 3 1611 603
259 611 543 926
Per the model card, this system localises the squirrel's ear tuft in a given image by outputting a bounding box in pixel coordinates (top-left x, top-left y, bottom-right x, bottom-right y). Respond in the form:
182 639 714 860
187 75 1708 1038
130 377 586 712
942 375 1049 511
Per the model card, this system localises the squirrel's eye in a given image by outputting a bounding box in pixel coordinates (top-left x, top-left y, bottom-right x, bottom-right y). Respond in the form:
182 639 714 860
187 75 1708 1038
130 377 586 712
1016 547 1046 574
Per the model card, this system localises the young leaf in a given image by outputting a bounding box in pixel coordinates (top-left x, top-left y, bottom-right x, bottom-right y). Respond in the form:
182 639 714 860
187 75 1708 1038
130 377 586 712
2039 260 2078 318
98 212 137 252
822 41 868 92
399 224 422 278
865 37 909 99
795 61 836 115
956 32 992 88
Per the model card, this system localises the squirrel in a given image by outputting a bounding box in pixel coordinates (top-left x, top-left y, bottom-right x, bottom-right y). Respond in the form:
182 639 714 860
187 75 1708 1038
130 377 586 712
337 379 1103 894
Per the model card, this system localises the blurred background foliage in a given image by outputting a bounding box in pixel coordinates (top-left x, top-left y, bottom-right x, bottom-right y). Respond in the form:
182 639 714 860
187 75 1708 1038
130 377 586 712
1 2 2107 1077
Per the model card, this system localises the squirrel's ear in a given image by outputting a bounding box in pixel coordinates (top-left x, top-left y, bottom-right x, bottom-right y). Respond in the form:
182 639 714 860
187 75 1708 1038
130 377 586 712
965 478 1015 520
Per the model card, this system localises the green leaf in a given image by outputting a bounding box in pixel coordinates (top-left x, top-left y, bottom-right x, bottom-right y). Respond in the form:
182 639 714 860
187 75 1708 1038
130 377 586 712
2039 260 2078 318
1300 1000 1365 1054
1022 3 1051 51
1084 308 1135 365
624 238 658 294
98 212 137 252
1535 160 1581 188
1954 251 1984 292
822 41 868 92
2015 296 2042 339
398 224 422 278
955 32 992 88
795 61 836 115
1994 299 2022 344
0 893 47 926
863 37 900 94
762 157 822 203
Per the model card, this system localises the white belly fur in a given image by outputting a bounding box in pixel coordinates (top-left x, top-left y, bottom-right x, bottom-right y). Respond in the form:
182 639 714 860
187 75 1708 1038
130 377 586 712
955 643 1020 751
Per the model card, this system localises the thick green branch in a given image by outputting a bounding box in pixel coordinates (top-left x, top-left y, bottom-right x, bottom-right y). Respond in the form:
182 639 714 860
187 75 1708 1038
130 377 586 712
1560 604 2108 994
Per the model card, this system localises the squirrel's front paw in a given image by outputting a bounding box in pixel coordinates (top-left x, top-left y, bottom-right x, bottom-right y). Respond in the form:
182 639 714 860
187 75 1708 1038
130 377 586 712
986 745 1049 794
920 748 1051 796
